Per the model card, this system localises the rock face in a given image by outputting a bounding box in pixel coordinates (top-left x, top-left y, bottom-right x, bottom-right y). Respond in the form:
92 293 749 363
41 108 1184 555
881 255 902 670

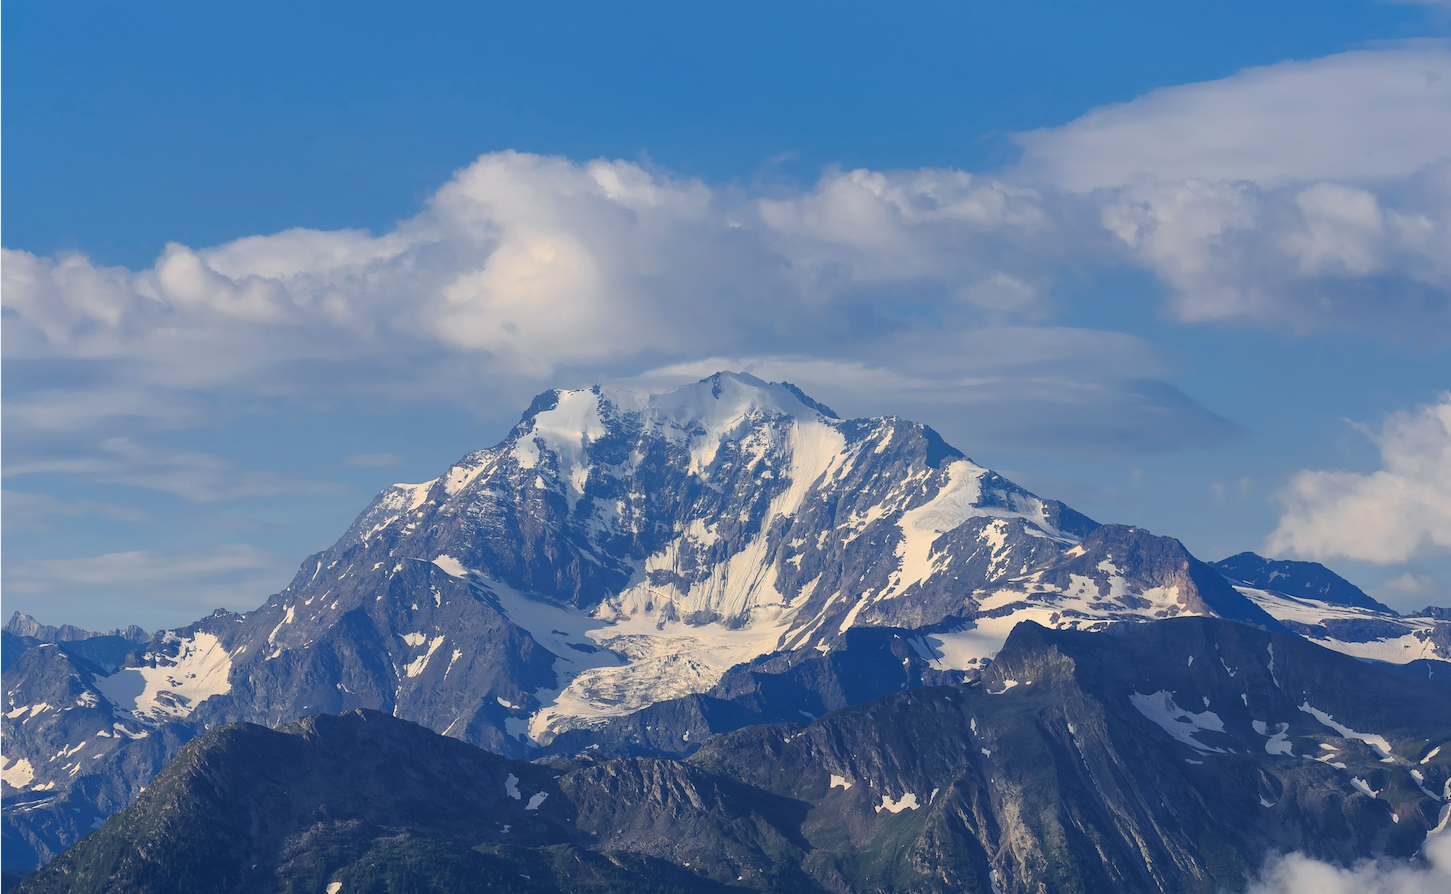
1214 553 1395 613
1214 553 1451 672
193 372 1095 750
16 618 1451 894
2 614 150 675
4 372 1448 872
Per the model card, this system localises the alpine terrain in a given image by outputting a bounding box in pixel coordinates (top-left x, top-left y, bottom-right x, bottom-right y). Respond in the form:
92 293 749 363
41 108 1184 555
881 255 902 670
5 372 1450 891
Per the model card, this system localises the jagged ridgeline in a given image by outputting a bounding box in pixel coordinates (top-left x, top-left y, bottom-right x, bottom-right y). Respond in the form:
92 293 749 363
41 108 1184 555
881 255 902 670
14 620 1451 894
5 372 1451 881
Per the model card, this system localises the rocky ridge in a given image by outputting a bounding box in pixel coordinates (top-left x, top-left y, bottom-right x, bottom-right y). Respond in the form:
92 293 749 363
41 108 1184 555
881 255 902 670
5 372 1450 872
15 617 1451 894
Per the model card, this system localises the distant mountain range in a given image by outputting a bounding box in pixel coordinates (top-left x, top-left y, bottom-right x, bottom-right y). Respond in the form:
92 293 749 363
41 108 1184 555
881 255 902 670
5 372 1450 890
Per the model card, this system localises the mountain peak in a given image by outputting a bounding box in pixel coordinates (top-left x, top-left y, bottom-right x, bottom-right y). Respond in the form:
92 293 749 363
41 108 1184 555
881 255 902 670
514 371 838 439
1212 552 1393 613
3 611 149 644
689 371 839 419
645 370 838 430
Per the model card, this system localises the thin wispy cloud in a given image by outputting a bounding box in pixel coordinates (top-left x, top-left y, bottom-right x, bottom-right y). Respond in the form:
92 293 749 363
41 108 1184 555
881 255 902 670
2 491 153 535
343 453 405 468
3 439 345 504
3 543 298 630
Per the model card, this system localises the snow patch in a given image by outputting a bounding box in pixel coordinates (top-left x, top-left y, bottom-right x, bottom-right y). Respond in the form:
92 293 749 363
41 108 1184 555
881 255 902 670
1 757 36 790
432 555 468 578
1130 690 1225 753
889 460 988 596
830 774 853 790
1254 721 1294 756
404 637 446 678
875 792 920 814
95 633 233 724
1299 702 1393 760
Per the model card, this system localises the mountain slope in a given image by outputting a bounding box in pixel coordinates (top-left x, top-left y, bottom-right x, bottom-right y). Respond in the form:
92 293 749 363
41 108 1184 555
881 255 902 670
1213 553 1394 613
17 618 1451 894
1214 553 1451 670
187 372 1095 747
7 372 1446 870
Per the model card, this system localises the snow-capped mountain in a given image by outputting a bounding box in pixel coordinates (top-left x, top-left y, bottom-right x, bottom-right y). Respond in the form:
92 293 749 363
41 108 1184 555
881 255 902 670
4 372 1449 870
113 372 1098 748
1213 554 1451 669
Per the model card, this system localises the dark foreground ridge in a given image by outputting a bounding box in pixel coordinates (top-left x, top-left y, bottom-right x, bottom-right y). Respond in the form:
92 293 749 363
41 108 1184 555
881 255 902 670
16 617 1451 894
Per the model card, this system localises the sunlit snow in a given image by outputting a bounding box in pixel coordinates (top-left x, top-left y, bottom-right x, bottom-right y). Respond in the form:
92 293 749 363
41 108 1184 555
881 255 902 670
1130 690 1225 753
94 633 233 724
875 792 920 813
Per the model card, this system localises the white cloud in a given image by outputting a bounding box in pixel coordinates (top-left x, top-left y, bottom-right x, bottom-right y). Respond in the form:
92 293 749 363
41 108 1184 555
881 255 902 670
0 149 1229 462
1016 46 1451 190
1017 45 1451 336
0 153 1071 383
1248 832 1451 894
757 167 1057 315
619 327 1238 460
4 45 1449 488
1266 394 1451 563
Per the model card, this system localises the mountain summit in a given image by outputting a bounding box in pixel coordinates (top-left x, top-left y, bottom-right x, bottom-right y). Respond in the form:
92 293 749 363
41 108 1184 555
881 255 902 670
5 373 1448 872
206 371 1099 748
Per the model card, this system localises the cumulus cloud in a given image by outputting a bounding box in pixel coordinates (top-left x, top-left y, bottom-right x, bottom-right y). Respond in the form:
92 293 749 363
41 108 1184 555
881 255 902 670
0 149 1227 462
4 44 1449 487
1266 394 1451 563
1018 45 1451 337
0 153 1070 383
1248 832 1451 894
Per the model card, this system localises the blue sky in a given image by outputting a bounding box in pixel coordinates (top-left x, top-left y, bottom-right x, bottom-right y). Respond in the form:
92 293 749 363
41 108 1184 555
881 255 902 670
4 0 1450 630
